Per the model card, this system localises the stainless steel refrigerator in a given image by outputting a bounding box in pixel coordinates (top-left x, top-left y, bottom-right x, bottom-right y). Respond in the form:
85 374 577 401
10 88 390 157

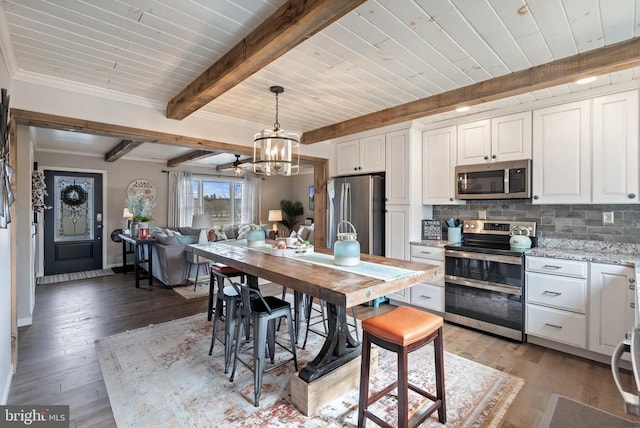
327 174 385 255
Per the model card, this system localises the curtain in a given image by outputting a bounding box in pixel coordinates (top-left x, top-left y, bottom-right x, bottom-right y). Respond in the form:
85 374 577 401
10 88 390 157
168 171 193 227
241 177 261 225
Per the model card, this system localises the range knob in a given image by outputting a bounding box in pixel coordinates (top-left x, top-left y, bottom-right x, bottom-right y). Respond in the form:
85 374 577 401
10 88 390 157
469 224 476 230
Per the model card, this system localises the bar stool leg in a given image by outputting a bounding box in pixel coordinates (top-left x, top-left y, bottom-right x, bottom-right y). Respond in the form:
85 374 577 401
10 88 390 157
357 332 372 428
435 327 446 423
398 345 409 428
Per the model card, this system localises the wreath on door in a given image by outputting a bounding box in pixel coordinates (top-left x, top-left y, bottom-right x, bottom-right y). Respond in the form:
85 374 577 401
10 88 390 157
60 184 88 207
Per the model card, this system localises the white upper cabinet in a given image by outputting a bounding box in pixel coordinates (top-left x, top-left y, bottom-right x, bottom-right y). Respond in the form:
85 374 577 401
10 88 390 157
592 91 639 203
532 90 639 204
335 134 385 176
491 112 532 162
422 126 464 205
457 112 532 165
385 129 411 205
457 119 491 165
532 100 591 204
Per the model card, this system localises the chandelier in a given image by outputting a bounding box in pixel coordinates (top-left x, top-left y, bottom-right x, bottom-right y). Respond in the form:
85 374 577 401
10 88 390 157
253 86 299 176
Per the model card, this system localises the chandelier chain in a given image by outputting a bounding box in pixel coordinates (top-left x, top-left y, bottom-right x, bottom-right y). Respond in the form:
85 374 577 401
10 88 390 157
273 91 280 130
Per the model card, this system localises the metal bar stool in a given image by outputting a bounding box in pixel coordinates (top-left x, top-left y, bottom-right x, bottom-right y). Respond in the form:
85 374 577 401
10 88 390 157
208 275 240 374
357 306 446 428
184 252 210 291
229 280 298 407
208 262 245 321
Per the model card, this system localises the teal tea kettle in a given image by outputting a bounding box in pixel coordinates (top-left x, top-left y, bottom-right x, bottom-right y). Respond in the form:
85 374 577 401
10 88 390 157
246 224 266 247
509 225 532 250
334 221 361 266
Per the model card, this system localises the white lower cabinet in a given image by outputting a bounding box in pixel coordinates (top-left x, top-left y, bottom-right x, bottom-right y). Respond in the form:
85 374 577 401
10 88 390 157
526 256 637 362
525 256 588 348
589 263 636 358
389 245 444 311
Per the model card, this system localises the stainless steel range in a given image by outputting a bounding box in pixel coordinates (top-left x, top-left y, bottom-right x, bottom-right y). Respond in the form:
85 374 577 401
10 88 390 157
444 219 537 342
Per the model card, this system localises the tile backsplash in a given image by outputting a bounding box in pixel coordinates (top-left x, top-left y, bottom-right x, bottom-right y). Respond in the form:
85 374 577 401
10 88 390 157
432 200 640 243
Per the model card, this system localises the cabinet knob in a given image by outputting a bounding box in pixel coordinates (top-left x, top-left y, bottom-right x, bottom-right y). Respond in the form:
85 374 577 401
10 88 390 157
629 193 636 199
354 167 357 171
533 195 539 200
449 197 454 201
483 155 489 160
630 278 636 284
631 302 636 309
492 154 497 159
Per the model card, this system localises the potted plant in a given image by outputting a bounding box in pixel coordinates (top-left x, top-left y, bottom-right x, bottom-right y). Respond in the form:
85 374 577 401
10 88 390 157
279 199 303 236
127 194 156 237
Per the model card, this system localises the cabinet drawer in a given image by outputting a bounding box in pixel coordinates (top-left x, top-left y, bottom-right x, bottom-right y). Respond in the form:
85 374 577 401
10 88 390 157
526 304 586 348
526 272 587 313
410 283 444 312
410 257 444 286
410 245 445 261
526 256 587 278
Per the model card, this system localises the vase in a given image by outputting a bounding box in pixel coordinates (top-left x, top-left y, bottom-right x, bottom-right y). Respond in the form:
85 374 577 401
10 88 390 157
130 220 140 238
246 227 266 248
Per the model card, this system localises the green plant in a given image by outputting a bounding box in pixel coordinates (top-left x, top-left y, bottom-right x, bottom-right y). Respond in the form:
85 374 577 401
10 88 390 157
279 199 303 233
127 193 155 222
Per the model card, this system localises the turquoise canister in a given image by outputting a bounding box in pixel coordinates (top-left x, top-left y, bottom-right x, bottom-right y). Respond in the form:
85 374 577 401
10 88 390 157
334 221 360 266
246 225 266 247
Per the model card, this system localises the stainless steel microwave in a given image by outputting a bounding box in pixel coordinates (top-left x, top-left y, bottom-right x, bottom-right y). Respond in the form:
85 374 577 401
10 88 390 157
455 159 531 200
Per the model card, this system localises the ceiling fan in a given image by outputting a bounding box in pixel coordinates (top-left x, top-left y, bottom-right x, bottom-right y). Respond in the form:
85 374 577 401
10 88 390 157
216 154 252 176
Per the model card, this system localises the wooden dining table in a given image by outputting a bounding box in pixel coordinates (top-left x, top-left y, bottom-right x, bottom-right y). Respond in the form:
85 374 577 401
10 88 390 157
188 241 441 383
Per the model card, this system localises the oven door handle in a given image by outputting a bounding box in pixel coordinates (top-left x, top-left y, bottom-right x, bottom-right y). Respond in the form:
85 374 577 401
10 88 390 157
445 249 522 265
445 275 522 296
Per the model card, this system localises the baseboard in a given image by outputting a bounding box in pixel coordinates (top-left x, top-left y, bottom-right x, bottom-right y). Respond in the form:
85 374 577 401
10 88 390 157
0 363 13 404
527 336 632 370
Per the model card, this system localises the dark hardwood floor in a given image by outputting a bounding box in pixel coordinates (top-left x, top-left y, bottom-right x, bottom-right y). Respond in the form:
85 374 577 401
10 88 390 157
8 273 640 427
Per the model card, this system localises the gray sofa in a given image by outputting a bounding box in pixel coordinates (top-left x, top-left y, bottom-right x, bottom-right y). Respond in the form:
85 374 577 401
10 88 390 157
150 223 315 286
150 225 245 286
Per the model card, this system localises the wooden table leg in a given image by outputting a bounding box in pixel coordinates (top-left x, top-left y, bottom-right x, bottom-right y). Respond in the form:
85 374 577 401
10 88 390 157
299 303 361 383
147 243 153 286
134 242 140 288
121 239 127 274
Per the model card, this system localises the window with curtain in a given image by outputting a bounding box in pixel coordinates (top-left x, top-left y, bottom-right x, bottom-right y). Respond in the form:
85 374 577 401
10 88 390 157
192 176 244 225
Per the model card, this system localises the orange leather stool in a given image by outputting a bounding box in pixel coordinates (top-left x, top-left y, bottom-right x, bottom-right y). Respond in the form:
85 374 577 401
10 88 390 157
208 263 245 321
357 306 446 428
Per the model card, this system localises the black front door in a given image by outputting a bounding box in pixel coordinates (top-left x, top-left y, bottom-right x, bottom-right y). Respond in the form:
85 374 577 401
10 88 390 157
43 170 103 275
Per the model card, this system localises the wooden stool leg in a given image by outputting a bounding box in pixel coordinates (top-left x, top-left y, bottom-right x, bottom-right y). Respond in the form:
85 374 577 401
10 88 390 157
435 327 446 423
357 332 372 428
398 346 409 428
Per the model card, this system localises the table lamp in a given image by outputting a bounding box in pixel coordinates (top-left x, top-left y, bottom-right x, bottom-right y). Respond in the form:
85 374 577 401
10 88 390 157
123 207 133 232
192 214 213 245
268 209 282 232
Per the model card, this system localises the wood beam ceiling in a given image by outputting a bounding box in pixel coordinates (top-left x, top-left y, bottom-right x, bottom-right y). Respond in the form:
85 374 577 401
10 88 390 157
301 36 640 145
104 139 143 162
165 0 365 120
166 150 219 167
11 109 327 165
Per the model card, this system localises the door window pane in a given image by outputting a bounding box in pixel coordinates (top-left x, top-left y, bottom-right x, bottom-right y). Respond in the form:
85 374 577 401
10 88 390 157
54 176 94 241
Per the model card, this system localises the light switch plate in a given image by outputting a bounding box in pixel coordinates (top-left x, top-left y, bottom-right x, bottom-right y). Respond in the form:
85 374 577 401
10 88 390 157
603 211 614 225
479 210 487 220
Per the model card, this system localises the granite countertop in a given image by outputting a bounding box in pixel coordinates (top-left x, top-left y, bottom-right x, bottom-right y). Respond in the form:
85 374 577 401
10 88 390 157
526 238 640 267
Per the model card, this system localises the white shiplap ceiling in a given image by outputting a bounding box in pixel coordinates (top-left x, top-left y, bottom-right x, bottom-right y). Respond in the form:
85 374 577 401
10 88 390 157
2 0 640 166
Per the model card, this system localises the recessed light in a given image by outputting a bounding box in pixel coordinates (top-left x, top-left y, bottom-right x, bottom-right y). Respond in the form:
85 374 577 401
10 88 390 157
456 106 470 112
575 76 597 85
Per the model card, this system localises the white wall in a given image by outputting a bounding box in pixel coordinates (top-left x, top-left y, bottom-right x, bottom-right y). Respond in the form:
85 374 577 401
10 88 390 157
15 126 33 326
0 46 14 403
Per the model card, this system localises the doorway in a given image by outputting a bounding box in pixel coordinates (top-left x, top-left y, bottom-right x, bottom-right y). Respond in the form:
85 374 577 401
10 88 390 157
43 170 104 275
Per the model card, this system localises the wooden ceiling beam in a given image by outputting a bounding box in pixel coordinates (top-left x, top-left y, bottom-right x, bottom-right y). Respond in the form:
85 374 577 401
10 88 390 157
10 108 328 165
301 36 640 144
104 139 143 162
165 0 365 120
167 150 219 167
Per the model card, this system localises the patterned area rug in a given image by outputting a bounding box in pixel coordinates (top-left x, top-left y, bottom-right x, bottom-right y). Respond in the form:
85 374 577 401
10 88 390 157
36 268 114 285
96 314 524 427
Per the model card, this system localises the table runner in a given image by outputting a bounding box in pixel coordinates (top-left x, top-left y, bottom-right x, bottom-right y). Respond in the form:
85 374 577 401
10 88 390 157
218 240 421 282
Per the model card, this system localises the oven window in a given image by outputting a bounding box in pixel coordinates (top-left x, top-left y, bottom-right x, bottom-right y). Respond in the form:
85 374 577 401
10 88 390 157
457 170 505 194
445 283 523 331
446 257 523 287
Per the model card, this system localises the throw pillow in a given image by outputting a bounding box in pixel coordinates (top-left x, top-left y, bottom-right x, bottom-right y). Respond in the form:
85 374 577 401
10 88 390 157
237 224 252 239
174 234 198 245
213 226 228 241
